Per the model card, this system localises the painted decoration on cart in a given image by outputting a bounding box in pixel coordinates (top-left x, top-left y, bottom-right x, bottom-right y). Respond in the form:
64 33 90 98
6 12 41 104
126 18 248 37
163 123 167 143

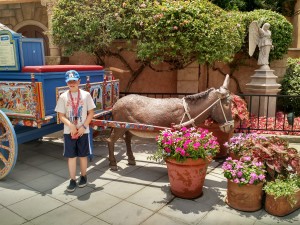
0 82 44 119
113 81 119 104
56 79 119 123
90 83 103 111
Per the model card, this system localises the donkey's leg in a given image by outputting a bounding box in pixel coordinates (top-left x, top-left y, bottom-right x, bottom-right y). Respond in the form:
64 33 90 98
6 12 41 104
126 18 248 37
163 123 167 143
124 131 136 165
107 128 126 171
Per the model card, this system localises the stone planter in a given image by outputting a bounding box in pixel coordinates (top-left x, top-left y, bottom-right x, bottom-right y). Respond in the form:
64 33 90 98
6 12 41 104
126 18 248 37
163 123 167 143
265 190 300 216
226 180 264 212
165 158 210 199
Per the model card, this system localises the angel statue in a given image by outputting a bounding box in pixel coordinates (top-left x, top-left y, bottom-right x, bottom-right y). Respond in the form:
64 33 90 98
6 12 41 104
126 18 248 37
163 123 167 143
249 21 273 69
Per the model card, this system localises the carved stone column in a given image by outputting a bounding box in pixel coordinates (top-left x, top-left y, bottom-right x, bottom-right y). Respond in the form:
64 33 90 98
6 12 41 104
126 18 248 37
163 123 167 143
293 0 300 48
41 0 62 65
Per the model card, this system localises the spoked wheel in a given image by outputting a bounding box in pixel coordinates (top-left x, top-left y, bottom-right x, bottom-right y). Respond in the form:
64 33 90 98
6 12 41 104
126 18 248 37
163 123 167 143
0 110 18 180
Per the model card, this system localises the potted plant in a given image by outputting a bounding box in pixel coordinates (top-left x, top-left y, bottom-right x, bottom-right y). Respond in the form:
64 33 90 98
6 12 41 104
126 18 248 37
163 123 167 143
251 136 299 180
264 175 300 216
224 133 266 159
149 126 220 199
201 94 250 158
222 156 266 211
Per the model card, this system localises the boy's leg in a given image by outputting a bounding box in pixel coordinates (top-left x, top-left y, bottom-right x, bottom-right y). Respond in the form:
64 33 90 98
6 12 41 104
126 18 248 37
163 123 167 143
68 157 77 180
67 157 77 192
78 156 88 187
79 156 87 176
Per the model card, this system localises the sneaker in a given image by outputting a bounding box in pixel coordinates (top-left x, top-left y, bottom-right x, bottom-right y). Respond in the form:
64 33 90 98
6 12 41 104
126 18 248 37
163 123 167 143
78 175 87 188
67 179 77 192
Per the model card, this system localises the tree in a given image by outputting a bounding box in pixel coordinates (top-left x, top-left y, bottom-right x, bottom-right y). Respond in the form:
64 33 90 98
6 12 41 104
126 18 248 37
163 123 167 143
52 0 244 91
211 0 296 16
52 0 292 92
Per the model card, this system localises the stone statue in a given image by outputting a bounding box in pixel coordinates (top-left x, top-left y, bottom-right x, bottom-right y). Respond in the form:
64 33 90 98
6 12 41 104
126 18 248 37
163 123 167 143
249 21 273 69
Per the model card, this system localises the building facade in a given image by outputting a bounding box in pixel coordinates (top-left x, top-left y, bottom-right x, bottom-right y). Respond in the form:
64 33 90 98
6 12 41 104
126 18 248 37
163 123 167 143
1 0 300 94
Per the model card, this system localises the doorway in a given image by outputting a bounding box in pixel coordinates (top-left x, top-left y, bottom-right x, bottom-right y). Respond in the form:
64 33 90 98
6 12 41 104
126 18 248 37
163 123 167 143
17 25 50 56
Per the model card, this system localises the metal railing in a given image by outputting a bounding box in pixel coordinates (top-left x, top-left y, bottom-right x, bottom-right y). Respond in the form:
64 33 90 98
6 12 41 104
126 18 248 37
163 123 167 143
120 92 300 134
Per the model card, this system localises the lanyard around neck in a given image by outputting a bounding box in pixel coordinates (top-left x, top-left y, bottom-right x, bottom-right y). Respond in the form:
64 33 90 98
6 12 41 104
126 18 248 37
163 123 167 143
69 89 80 117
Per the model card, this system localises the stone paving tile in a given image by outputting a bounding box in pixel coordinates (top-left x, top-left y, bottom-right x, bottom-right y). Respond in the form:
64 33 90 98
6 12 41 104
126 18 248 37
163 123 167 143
81 217 111 225
119 164 167 185
126 185 174 211
20 153 57 167
22 222 35 225
69 190 122 216
158 197 211 224
0 207 27 225
0 177 21 191
255 210 300 225
44 181 94 203
29 204 93 225
35 158 67 173
212 200 264 221
86 169 119 189
141 213 189 225
97 200 154 225
101 178 147 199
8 163 49 183
7 194 64 220
197 210 256 225
23 174 66 193
51 166 81 179
0 184 38 206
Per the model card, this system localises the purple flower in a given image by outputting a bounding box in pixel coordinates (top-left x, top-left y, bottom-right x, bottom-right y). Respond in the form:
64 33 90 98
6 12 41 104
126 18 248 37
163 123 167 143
258 174 265 181
237 171 243 178
233 178 240 183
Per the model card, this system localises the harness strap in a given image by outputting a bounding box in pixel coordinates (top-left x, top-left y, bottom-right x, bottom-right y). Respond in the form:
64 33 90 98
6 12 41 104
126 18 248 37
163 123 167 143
180 98 196 127
176 98 221 129
219 100 228 123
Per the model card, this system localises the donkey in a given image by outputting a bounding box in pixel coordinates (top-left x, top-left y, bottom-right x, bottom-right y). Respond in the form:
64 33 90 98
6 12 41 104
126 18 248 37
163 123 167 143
107 74 234 170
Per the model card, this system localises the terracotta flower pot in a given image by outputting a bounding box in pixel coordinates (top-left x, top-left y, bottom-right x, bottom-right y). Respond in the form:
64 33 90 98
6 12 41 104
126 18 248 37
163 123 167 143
200 118 239 159
265 190 300 216
228 151 240 160
165 158 210 199
226 180 264 212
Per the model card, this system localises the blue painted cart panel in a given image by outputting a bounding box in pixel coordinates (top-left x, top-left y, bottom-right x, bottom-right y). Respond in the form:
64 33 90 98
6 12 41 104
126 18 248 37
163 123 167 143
0 66 104 117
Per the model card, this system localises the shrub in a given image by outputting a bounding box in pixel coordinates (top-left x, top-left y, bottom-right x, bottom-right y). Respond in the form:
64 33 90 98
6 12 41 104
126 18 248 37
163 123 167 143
280 58 300 116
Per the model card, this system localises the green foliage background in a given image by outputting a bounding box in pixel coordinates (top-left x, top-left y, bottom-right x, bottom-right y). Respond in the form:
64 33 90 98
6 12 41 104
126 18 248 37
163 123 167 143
280 58 300 115
52 0 293 90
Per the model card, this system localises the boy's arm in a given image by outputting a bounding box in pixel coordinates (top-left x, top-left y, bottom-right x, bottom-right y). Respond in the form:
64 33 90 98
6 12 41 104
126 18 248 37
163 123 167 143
58 112 77 135
77 109 94 135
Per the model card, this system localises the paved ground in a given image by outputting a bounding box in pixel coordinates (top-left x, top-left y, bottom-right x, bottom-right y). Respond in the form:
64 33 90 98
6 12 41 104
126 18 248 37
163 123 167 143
0 132 299 225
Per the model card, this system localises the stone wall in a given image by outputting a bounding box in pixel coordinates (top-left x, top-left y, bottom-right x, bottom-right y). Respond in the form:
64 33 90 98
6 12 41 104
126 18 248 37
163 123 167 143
0 3 47 29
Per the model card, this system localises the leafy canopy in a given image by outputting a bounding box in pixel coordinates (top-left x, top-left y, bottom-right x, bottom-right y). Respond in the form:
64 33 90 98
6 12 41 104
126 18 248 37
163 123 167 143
52 0 244 69
52 0 292 70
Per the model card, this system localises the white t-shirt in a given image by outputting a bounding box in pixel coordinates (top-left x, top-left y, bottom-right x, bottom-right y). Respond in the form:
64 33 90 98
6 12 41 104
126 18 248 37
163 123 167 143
55 89 96 134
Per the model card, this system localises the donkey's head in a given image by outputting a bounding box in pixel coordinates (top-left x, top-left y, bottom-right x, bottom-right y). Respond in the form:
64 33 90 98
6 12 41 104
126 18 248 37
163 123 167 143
211 74 234 133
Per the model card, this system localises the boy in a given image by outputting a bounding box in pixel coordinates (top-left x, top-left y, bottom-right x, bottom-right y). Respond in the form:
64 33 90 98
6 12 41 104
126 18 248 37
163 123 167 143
55 70 96 192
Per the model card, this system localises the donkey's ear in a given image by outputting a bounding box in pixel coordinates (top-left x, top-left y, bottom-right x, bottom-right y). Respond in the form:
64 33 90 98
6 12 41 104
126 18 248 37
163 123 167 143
222 74 230 89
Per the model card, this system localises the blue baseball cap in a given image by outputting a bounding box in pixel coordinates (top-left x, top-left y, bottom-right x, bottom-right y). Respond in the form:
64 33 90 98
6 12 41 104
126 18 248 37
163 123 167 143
65 70 80 83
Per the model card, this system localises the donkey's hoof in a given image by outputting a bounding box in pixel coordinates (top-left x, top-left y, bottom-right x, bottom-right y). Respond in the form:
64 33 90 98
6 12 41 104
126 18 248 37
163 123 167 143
127 159 136 166
109 165 118 171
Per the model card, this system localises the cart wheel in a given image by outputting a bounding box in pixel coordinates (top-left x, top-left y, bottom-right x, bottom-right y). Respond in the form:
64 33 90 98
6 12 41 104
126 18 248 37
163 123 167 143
0 110 18 180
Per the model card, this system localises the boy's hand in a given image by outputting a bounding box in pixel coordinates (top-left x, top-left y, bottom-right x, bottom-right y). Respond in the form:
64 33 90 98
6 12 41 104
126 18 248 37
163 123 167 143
69 123 78 136
77 126 86 136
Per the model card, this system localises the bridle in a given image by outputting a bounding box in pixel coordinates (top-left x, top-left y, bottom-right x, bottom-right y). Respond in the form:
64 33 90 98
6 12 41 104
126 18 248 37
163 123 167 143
176 87 234 130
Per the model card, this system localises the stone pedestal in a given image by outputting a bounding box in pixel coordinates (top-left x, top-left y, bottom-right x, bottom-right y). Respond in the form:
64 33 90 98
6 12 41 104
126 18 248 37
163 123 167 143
246 68 281 117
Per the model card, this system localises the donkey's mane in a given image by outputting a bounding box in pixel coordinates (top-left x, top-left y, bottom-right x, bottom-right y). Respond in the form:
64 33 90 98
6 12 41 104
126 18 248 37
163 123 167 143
184 88 215 100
